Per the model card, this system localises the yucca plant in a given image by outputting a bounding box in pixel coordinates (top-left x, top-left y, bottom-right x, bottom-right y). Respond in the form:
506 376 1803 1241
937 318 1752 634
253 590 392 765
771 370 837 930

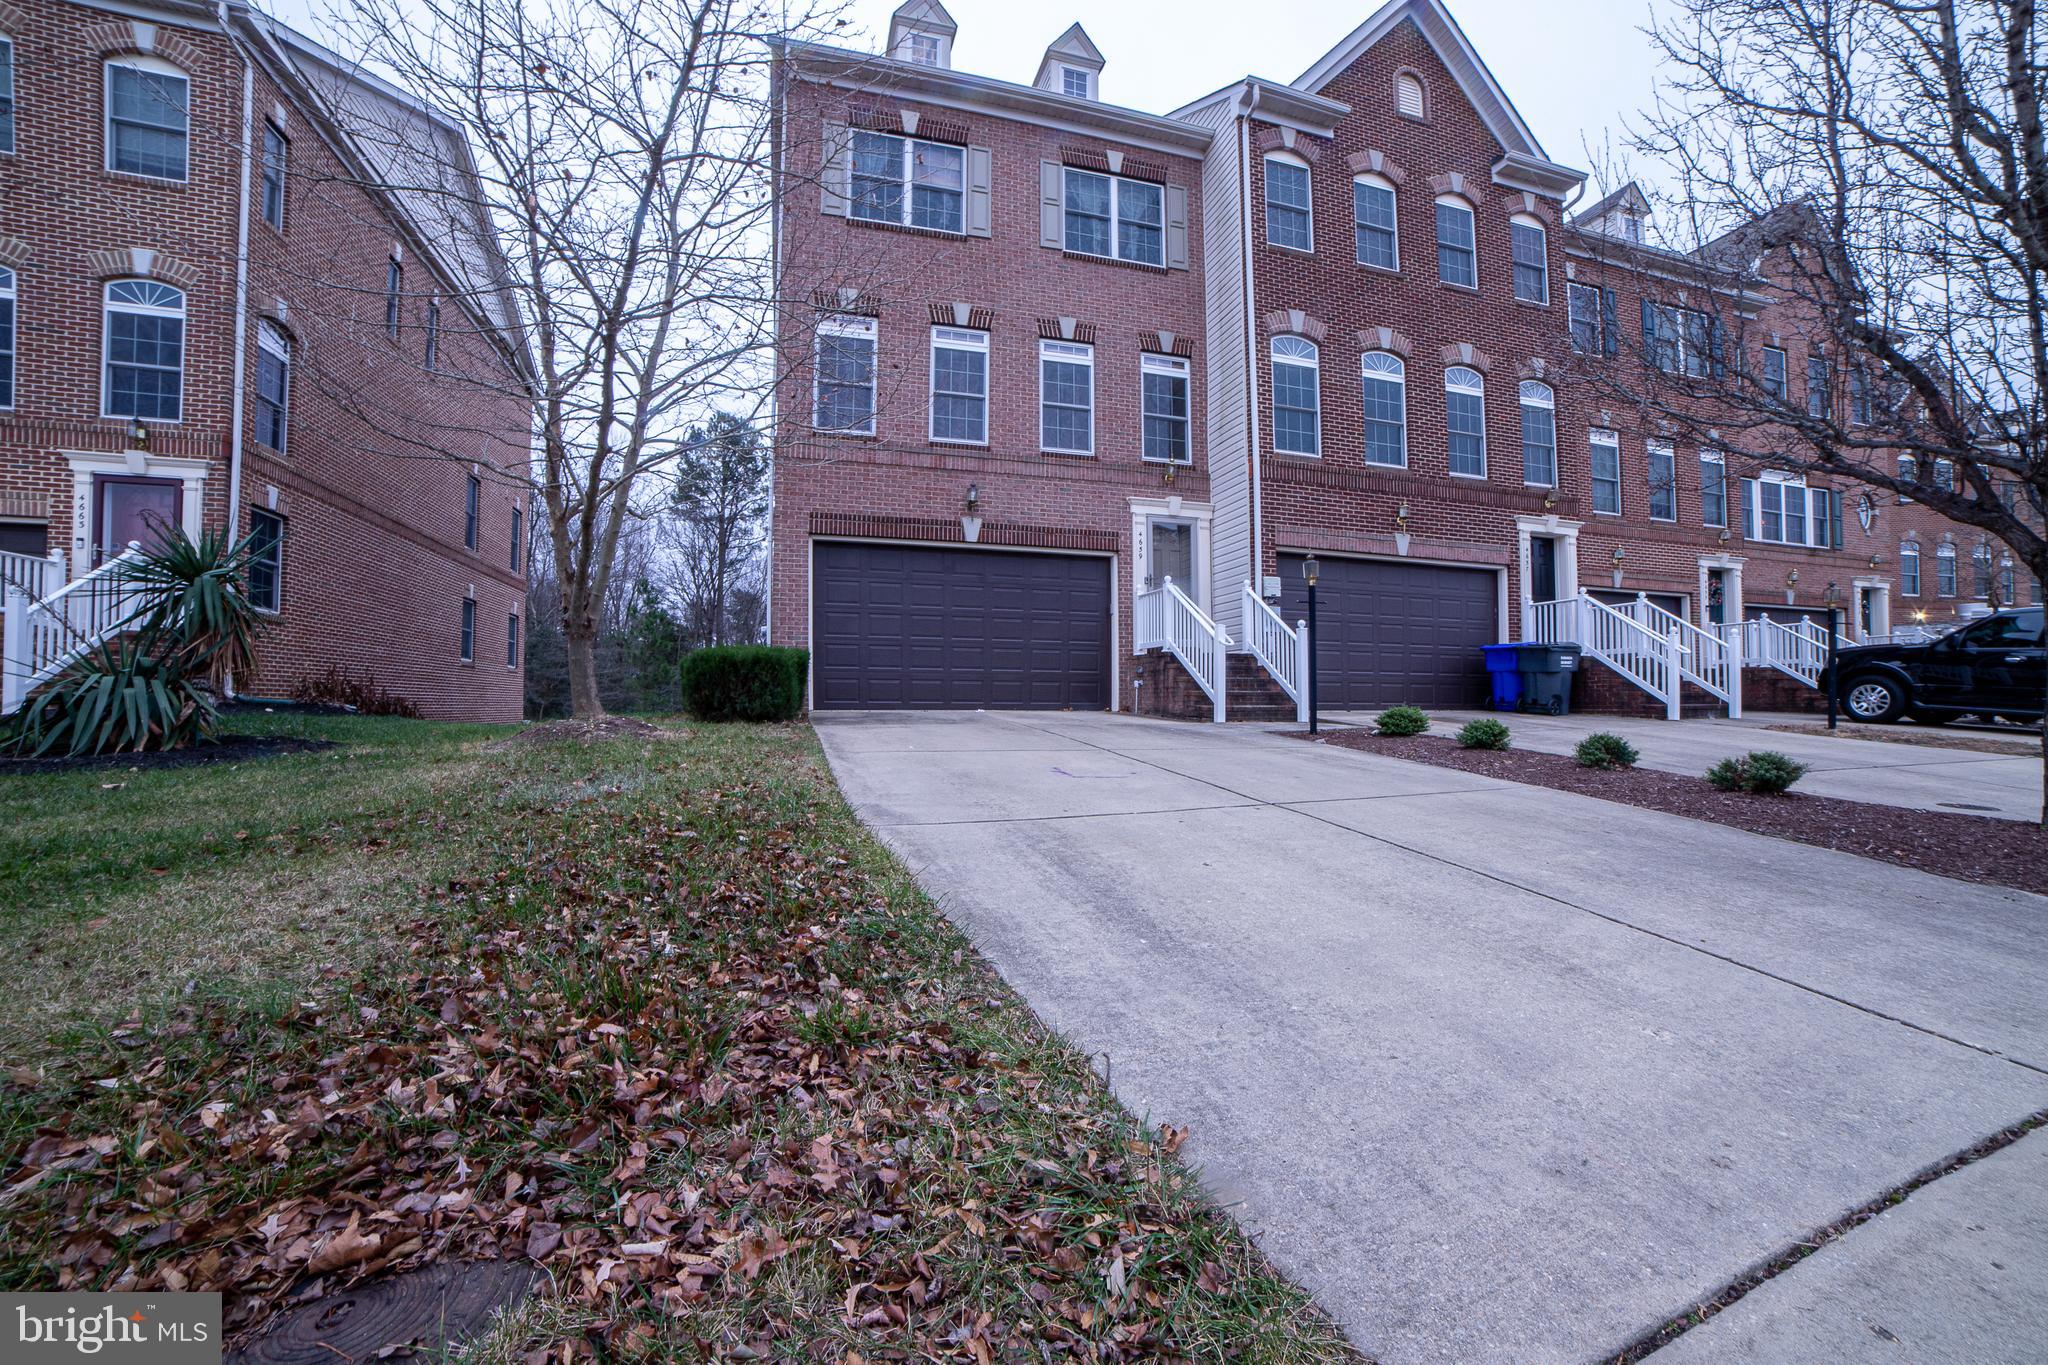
4 528 267 757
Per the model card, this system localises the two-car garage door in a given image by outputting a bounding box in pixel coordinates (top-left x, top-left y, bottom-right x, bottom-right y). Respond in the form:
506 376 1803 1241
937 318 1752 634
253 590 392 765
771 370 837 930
812 542 1111 710
1277 554 1498 709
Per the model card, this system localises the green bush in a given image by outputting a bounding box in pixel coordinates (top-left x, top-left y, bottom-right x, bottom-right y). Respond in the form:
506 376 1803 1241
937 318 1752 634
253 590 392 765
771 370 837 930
1375 705 1430 737
678 645 809 722
1457 718 1511 750
1706 750 1809 794
1574 732 1640 770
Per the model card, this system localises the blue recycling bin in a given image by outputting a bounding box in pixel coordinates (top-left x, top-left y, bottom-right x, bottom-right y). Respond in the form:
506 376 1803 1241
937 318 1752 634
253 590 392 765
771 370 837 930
1482 643 1525 712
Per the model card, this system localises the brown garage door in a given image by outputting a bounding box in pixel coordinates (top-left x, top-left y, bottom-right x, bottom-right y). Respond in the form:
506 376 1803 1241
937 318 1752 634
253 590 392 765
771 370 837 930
812 542 1111 710
1277 554 1498 709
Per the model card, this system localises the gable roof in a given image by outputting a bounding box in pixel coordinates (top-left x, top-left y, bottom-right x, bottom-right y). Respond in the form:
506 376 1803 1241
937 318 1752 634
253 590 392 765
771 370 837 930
888 0 957 37
1571 182 1651 229
1035 23 1105 90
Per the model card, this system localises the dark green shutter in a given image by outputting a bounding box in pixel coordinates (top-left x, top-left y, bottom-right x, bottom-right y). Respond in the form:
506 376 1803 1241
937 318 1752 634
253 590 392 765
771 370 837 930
1601 288 1618 357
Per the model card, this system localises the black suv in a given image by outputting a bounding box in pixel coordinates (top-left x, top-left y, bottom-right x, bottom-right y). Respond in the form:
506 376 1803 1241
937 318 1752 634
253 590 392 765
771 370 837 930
1830 607 2045 724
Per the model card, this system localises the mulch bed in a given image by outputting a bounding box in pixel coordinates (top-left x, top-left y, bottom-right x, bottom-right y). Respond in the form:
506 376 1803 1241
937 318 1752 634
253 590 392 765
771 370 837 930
1302 731 2048 894
1763 722 2040 757
0 735 337 775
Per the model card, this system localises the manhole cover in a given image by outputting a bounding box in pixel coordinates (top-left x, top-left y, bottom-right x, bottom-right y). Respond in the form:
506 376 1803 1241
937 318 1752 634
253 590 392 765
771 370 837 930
1938 801 1999 811
229 1260 538 1364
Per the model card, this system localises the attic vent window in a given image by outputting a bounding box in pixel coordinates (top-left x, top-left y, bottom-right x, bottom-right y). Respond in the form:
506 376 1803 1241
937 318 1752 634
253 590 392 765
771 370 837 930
904 33 941 66
1395 73 1425 120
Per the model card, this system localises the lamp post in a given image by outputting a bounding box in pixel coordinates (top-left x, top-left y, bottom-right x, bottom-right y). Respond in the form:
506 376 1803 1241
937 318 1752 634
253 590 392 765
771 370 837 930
1824 580 1842 731
1304 554 1320 734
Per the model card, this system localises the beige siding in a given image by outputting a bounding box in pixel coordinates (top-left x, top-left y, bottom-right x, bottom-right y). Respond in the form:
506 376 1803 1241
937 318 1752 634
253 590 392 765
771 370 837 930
1187 95 1254 639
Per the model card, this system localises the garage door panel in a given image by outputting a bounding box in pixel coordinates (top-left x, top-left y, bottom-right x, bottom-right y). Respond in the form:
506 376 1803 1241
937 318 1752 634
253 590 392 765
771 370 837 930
813 543 1110 710
1278 554 1497 709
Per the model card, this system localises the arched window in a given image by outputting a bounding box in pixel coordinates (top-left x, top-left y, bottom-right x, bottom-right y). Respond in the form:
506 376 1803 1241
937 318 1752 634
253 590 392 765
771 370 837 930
2000 558 2017 607
1436 195 1476 287
1899 539 1921 597
1935 542 1958 597
1353 174 1397 270
1972 541 1995 599
105 55 190 181
1264 152 1312 251
255 320 291 452
1271 335 1320 456
103 279 185 421
1361 351 1406 467
1510 213 1548 304
1518 380 1555 487
1445 365 1485 477
1395 72 1426 120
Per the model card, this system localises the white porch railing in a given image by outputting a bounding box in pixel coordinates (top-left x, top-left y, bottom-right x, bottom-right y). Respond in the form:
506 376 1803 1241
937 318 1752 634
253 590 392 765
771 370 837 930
1240 581 1310 723
2 543 146 714
1635 596 1742 716
1739 614 1844 689
1135 576 1230 722
0 548 66 604
1527 590 1687 720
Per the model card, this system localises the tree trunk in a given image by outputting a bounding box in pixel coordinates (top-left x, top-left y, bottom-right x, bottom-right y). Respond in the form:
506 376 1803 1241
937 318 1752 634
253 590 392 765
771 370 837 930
565 617 606 720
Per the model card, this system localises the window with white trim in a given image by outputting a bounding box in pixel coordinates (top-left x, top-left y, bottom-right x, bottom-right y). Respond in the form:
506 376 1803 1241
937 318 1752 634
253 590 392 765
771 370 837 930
1806 354 1829 418
0 36 16 155
2000 558 2017 606
510 505 523 571
1518 380 1554 487
1510 215 1547 304
247 507 284 612
1361 351 1406 466
1590 429 1621 514
1645 303 1711 376
103 279 184 421
1934 457 1954 491
1395 72 1425 119
1039 339 1093 455
851 131 965 234
254 320 290 452
1271 336 1319 456
424 298 440 370
813 314 876 434
1436 196 1476 287
1647 440 1677 521
1972 542 1994 599
0 266 13 410
1444 365 1485 477
106 57 189 180
1064 168 1164 266
1141 353 1191 464
1264 154 1312 251
1745 472 1839 548
385 258 403 338
1897 454 1916 502
929 326 987 443
507 611 520 667
1061 66 1092 99
460 597 475 661
1700 450 1727 527
1936 543 1957 596
902 32 941 66
1850 366 1872 424
1567 282 1604 354
464 473 480 550
1899 540 1920 596
1353 175 1397 269
1760 345 1787 400
261 122 288 231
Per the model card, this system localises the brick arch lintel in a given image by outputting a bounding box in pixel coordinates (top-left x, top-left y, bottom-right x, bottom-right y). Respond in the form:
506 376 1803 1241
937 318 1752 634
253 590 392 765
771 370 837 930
81 18 206 70
1357 326 1413 358
87 247 202 289
1252 125 1324 162
1440 342 1493 373
0 235 30 269
1262 308 1328 343
0 2 28 32
1504 191 1559 225
1345 150 1407 186
1427 171 1487 209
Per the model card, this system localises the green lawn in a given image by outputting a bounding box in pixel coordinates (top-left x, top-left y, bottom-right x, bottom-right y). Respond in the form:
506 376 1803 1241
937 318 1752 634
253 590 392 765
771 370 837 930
0 715 1358 1362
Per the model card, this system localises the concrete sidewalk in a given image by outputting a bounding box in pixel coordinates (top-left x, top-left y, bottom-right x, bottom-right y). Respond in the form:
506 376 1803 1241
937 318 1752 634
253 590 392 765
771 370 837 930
1327 707 2043 821
816 711 2048 1364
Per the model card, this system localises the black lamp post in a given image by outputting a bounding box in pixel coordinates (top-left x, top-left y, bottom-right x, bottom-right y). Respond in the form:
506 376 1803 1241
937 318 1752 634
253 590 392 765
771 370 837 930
1824 581 1842 731
1304 554 1320 734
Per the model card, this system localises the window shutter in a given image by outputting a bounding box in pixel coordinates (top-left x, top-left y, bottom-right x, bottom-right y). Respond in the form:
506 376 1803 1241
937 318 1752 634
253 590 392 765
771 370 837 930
1709 316 1727 378
819 120 851 216
965 145 993 237
1040 160 1064 250
1740 477 1758 539
1831 489 1845 549
1600 288 1618 357
1640 298 1657 363
1166 185 1190 270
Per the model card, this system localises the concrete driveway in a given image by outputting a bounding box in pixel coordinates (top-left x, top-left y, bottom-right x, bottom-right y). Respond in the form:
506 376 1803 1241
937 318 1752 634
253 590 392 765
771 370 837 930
815 710 2048 1364
1326 708 2044 822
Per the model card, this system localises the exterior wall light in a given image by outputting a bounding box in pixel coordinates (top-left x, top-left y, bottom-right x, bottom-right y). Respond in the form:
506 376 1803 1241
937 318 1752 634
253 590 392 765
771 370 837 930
965 483 979 510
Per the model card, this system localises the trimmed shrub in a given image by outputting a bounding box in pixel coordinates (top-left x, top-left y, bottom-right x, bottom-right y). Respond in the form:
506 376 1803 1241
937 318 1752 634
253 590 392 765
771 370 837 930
1375 705 1430 737
1457 718 1511 750
1575 732 1640 770
1707 750 1809 794
679 646 808 722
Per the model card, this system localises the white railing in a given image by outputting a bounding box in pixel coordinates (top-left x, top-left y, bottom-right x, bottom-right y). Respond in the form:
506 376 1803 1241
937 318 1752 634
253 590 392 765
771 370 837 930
1636 596 1742 716
1740 613 1842 689
1527 590 1686 720
1240 582 1309 723
1134 576 1230 722
2 544 146 714
0 548 66 604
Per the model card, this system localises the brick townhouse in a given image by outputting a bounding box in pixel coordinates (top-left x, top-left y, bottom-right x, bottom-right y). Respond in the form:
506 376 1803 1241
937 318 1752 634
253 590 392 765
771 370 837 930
768 0 2003 720
0 0 532 723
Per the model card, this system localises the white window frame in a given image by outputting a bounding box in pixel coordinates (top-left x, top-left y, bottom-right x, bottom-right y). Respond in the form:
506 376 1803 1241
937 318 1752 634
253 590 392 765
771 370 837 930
1060 65 1093 99
1936 542 1957 597
1509 213 1548 304
1063 168 1165 267
1700 449 1727 528
1352 174 1398 271
1435 195 1477 288
261 120 288 231
254 318 290 453
1518 380 1555 487
1567 282 1603 354
1897 454 1916 502
1760 345 1787 400
1647 439 1677 522
1038 338 1094 456
1589 429 1622 515
1899 540 1921 597
1649 303 1712 377
928 325 988 445
0 35 16 157
102 278 186 422
247 506 284 613
105 55 190 183
1444 364 1486 478
460 596 475 661
1361 351 1407 467
1263 152 1313 252
1271 335 1320 456
812 314 877 435
1140 352 1192 465
0 265 14 411
850 130 966 235
1749 471 1826 547
901 32 942 66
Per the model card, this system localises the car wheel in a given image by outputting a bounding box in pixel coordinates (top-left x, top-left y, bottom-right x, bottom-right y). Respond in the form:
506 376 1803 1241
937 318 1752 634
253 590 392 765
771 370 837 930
1843 676 1907 723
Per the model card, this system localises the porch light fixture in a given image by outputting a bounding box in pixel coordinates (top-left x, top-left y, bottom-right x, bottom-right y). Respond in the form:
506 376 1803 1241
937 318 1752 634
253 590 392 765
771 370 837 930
1824 580 1840 605
129 419 150 449
1611 548 1625 563
1395 501 1410 531
1303 554 1319 587
1542 490 1557 510
965 482 979 510
1787 568 1800 586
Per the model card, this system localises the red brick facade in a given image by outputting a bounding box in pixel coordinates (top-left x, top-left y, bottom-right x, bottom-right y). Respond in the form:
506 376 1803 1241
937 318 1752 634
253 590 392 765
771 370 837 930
0 0 531 721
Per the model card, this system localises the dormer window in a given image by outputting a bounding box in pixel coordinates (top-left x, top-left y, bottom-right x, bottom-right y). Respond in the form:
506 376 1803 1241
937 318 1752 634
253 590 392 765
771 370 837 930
1061 66 1092 99
1622 213 1643 243
903 32 941 66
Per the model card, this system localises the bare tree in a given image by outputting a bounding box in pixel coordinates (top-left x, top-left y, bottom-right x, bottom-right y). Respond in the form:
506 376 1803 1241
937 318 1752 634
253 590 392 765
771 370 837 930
664 412 769 648
1574 0 2048 816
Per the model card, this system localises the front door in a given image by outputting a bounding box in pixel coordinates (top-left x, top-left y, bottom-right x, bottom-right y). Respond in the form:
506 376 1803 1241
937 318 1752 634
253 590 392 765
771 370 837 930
1858 585 1887 641
1529 536 1559 604
1146 518 1196 597
95 476 181 564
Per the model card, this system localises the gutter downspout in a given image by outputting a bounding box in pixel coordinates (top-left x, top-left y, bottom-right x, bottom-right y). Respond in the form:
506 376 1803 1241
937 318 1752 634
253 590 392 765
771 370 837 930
223 9 256 698
1239 83 1263 605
